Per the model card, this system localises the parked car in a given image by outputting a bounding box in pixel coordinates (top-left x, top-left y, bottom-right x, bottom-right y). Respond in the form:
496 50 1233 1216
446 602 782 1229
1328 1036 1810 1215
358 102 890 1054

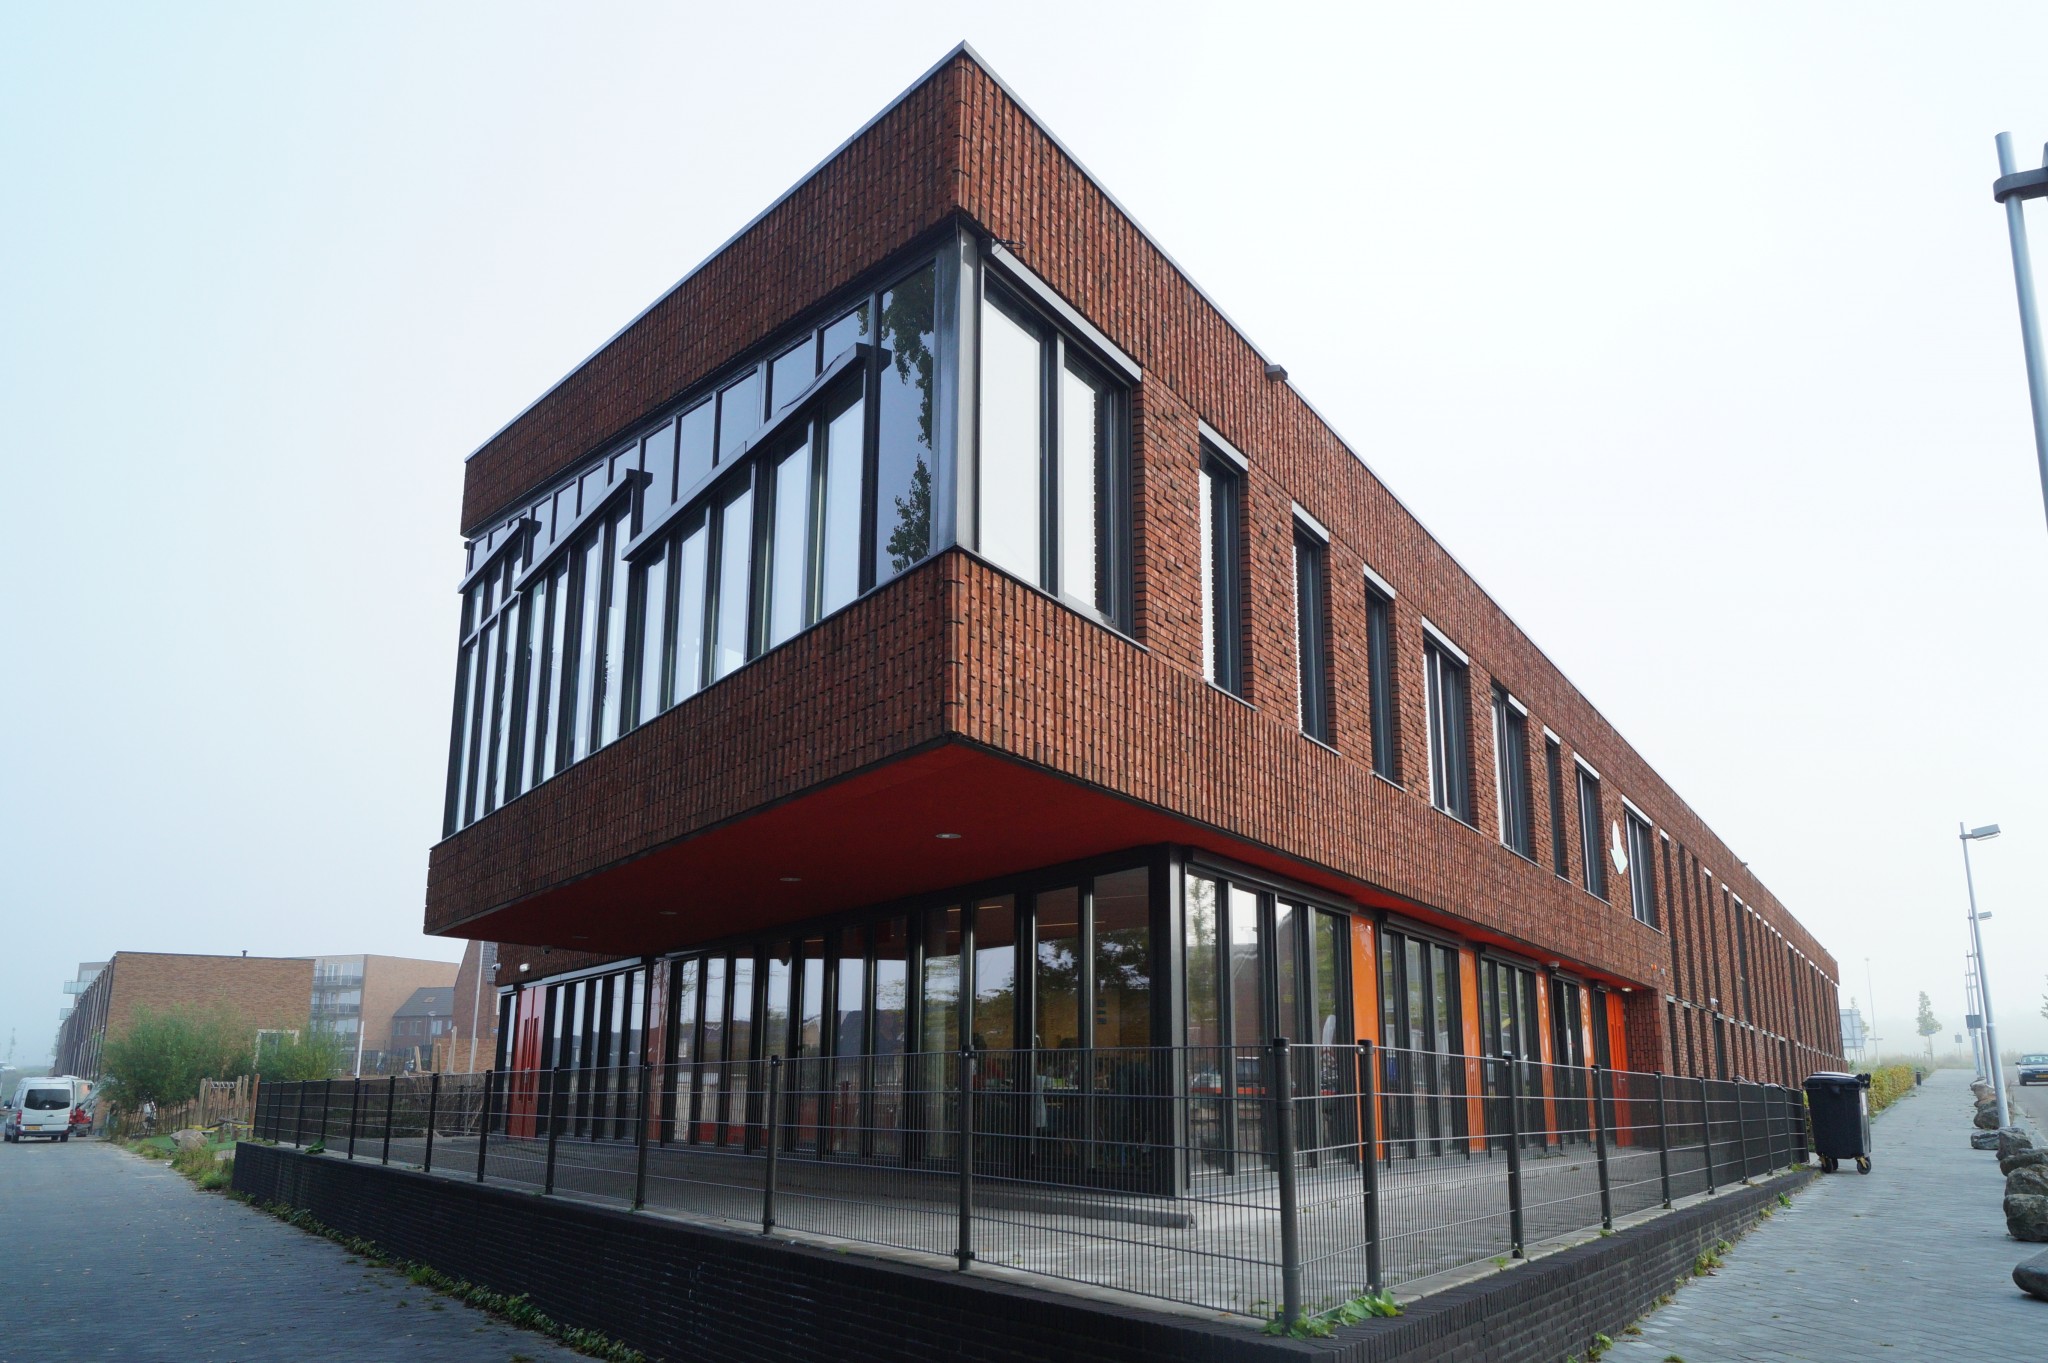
4 1080 78 1142
2019 1054 2048 1087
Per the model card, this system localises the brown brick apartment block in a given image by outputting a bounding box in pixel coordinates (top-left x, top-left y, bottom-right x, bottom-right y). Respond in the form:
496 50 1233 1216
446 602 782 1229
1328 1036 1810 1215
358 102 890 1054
54 951 313 1080
426 45 1842 1097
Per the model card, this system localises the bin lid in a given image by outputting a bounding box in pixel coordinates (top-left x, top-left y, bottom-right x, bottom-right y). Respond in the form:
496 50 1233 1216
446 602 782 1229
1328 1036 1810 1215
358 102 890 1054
1803 1071 1868 1088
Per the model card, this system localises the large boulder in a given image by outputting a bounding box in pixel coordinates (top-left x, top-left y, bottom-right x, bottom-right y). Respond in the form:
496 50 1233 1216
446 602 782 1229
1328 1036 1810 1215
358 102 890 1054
170 1129 206 1152
2005 1195 2048 1242
1974 1130 2003 1150
1976 1105 2005 1131
2000 1148 2048 1176
2008 1165 2048 1200
1998 1127 2037 1160
2016 1248 2048 1302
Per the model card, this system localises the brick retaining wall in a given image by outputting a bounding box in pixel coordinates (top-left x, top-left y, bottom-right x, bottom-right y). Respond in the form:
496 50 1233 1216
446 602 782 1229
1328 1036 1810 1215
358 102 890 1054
233 1142 1811 1363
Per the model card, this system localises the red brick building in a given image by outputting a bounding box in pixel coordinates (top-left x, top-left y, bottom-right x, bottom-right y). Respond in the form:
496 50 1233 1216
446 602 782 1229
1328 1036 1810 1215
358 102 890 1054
427 46 1841 1124
54 952 313 1081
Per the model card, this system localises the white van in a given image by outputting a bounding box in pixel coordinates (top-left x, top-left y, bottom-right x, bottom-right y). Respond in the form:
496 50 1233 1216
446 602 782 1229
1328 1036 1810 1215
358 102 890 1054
4 1079 77 1142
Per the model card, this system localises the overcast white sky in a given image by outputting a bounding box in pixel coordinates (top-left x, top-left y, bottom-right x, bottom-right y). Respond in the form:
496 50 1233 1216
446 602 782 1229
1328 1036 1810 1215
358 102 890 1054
5 3 2048 1070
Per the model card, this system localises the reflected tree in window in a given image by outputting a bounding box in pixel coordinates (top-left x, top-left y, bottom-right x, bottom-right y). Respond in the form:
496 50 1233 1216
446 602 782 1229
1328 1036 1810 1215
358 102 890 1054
876 267 935 582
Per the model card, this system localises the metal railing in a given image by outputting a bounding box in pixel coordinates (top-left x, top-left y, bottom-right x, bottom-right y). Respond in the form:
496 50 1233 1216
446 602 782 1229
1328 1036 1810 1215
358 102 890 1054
252 1042 1808 1329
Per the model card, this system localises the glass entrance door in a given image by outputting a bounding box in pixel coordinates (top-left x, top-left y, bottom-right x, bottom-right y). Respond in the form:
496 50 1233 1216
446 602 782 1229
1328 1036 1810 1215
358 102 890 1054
1380 928 1465 1157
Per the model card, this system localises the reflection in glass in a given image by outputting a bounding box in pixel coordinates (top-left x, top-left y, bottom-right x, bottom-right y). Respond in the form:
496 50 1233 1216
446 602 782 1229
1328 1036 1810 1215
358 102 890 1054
770 339 816 411
718 370 762 460
570 534 604 762
921 908 961 1054
767 440 812 648
725 955 754 1144
492 595 521 806
1229 887 1263 1048
978 298 1043 583
599 507 632 745
872 917 908 1157
832 939 866 1155
642 419 677 509
874 268 935 583
821 304 867 363
1184 875 1221 1048
520 573 550 791
1092 868 1150 1049
1033 887 1080 1052
712 484 753 680
540 562 570 778
673 521 708 701
763 948 791 1059
695 957 726 1144
971 897 1016 1051
819 392 864 616
677 399 714 494
636 546 667 724
794 937 826 1152
1274 900 1299 1044
1059 362 1102 610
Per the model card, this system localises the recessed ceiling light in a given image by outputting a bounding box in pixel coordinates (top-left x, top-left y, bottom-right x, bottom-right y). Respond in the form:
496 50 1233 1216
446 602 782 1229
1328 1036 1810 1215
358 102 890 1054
935 832 963 840
658 910 678 917
780 876 802 883
571 934 588 940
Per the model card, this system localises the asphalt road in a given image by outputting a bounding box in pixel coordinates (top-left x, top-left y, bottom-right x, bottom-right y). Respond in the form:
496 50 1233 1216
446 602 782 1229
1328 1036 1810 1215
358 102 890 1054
2013 1067 2048 1130
0 1137 584 1363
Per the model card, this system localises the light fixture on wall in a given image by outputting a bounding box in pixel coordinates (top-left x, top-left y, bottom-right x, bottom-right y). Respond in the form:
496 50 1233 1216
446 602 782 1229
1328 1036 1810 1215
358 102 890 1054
935 832 963 840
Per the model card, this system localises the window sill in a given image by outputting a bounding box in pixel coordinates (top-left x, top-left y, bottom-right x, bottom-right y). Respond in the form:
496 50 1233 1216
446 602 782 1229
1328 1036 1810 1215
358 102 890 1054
1203 679 1256 711
1300 731 1340 757
1369 770 1405 795
1429 802 1478 833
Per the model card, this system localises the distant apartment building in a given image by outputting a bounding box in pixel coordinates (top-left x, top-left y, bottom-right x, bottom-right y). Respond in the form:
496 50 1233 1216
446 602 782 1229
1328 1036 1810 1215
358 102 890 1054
57 961 106 1027
445 939 500 1073
53 952 313 1080
386 986 457 1071
310 954 460 1074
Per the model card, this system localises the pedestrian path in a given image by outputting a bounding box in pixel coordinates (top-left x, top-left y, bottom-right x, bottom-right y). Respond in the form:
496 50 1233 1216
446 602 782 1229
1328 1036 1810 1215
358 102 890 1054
0 1138 584 1363
1605 1067 2041 1362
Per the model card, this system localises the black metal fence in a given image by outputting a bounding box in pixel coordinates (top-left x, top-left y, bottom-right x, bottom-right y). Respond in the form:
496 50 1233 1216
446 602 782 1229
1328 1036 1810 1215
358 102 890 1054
253 1043 1808 1328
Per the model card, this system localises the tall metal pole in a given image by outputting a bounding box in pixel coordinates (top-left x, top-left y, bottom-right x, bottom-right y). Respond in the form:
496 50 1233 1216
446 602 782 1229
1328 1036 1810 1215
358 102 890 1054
1961 825 2009 1125
1994 133 2048 531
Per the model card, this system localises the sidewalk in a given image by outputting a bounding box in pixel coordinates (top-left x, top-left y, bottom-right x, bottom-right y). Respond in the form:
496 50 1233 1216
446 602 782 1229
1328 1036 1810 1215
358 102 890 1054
1604 1068 2039 1361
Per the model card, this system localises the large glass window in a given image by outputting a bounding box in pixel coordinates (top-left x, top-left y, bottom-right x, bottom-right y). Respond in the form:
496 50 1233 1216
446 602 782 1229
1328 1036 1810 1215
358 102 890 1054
1294 527 1330 742
1492 685 1533 858
710 478 754 681
1200 453 1243 695
1626 810 1659 927
1033 887 1082 1052
1577 764 1608 900
875 271 933 585
765 437 813 648
1092 869 1151 1050
1365 582 1398 781
1545 735 1570 878
1423 634 1471 821
976 283 1127 625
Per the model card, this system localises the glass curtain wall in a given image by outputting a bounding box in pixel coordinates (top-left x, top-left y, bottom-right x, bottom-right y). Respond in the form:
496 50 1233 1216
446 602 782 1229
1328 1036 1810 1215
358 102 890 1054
1378 927 1465 1157
1479 958 1543 1151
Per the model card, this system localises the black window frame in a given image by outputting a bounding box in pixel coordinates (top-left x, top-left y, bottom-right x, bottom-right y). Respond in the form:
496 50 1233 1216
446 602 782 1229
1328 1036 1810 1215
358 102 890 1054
1491 684 1533 859
1365 578 1399 781
1625 809 1659 928
1292 522 1332 743
1199 447 1245 696
1423 632 1472 822
1545 736 1570 879
1576 763 1608 900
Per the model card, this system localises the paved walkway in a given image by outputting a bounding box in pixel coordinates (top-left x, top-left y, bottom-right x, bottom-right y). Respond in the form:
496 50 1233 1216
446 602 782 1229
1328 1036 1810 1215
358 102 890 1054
1606 1068 2043 1362
0 1138 584 1363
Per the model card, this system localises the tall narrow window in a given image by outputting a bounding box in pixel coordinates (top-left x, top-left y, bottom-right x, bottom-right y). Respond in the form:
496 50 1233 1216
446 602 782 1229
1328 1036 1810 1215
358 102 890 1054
598 503 632 747
1545 736 1570 878
1626 811 1659 927
875 270 933 586
1577 764 1608 900
1492 686 1533 858
709 478 754 681
1423 634 1471 820
1366 582 1398 780
1200 452 1244 694
976 282 1129 627
764 437 813 649
1293 526 1330 742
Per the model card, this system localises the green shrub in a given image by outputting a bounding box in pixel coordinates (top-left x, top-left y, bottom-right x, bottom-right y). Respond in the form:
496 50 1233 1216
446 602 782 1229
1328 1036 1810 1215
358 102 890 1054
1864 1064 1915 1115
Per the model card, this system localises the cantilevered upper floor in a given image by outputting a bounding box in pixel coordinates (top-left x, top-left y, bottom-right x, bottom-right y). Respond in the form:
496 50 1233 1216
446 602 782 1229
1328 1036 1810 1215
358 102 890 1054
426 45 1842 1078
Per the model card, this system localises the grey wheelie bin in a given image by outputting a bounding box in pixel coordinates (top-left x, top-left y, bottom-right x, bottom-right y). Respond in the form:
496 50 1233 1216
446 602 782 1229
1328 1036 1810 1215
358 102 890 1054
1803 1071 1871 1174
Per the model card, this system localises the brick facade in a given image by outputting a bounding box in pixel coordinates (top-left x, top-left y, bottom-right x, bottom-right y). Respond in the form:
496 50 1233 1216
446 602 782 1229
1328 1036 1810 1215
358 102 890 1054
434 48 1841 1082
54 951 313 1080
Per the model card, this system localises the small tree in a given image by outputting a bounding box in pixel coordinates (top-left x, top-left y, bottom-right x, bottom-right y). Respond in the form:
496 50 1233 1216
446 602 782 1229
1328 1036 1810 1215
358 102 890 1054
1915 991 1941 1062
255 1027 351 1082
98 1005 255 1108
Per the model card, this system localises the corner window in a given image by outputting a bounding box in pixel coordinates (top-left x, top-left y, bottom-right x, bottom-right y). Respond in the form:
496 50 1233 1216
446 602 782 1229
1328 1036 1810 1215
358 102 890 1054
1365 581 1398 781
1626 810 1658 927
1292 525 1330 742
1423 633 1471 821
1576 763 1608 900
1199 452 1244 694
976 283 1130 628
1492 686 1533 858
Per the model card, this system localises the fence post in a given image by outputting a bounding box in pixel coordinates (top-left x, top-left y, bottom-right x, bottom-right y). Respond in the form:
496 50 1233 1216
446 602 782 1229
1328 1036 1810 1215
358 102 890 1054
1697 1076 1716 1194
1592 1066 1613 1231
1505 1054 1527 1257
475 1069 496 1183
1272 1037 1303 1332
381 1076 396 1166
1356 1039 1384 1294
346 1080 362 1160
634 1060 652 1211
955 1047 975 1271
545 1066 565 1195
295 1082 308 1147
762 1055 782 1235
317 1079 332 1148
422 1073 441 1173
1654 1073 1673 1208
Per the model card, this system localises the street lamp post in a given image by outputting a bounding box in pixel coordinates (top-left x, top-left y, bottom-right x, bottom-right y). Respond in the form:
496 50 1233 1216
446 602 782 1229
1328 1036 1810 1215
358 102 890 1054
1959 822 2008 1125
1993 133 2048 531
